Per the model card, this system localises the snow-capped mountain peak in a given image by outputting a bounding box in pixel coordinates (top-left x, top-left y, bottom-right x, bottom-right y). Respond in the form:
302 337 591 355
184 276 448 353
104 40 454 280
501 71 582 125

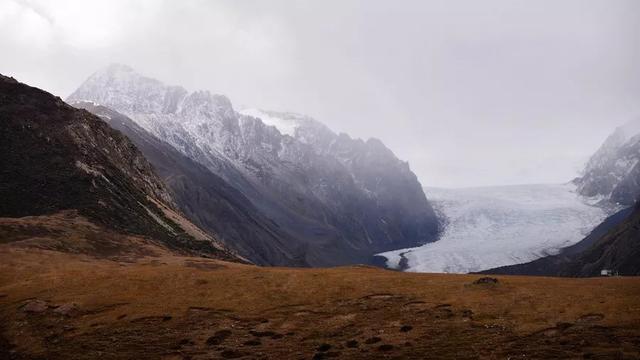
70 63 188 115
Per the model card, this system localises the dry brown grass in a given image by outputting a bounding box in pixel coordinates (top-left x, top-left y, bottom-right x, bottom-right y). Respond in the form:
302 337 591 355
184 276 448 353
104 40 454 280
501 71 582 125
1 214 639 359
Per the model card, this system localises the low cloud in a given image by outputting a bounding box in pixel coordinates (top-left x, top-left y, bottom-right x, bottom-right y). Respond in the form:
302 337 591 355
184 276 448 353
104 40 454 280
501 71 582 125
2 0 639 187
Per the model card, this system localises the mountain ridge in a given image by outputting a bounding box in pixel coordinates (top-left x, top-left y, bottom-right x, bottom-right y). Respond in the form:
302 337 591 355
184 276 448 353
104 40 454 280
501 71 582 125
71 101 308 266
68 64 441 266
574 118 640 207
0 73 240 262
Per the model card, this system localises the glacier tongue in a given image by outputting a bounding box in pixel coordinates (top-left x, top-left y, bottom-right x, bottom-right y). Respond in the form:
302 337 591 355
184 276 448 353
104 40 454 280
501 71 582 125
378 183 609 273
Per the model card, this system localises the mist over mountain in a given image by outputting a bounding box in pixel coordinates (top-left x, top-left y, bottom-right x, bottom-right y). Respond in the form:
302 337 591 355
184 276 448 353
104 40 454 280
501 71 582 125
68 64 440 266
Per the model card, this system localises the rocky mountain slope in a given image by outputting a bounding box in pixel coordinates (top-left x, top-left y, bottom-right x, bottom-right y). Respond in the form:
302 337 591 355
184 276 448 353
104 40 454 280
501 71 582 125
68 64 440 266
72 102 306 266
558 203 640 276
574 119 640 207
0 74 238 261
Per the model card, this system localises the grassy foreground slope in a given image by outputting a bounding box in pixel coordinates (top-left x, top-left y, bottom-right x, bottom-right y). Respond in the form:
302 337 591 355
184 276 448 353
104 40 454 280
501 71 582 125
1 214 640 360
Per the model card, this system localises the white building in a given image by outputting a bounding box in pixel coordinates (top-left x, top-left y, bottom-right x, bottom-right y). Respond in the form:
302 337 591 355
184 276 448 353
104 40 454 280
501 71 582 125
601 269 613 276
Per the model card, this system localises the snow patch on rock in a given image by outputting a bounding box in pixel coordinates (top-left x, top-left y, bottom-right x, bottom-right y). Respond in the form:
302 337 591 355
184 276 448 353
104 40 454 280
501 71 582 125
239 108 300 137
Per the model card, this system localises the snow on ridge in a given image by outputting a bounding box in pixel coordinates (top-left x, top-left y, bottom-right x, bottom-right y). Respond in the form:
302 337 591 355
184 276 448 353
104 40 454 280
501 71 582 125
378 183 609 274
239 108 300 137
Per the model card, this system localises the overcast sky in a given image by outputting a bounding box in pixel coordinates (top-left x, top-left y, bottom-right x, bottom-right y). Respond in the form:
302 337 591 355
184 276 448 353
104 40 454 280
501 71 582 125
2 0 639 187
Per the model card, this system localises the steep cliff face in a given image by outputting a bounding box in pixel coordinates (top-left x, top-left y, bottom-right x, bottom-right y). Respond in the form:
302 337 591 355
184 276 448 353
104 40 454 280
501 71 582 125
72 102 307 266
0 74 238 260
68 64 440 266
240 109 440 249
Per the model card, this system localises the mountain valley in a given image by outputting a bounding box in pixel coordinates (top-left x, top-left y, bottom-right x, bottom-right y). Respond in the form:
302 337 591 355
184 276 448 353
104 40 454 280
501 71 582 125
3 2 639 358
0 69 639 359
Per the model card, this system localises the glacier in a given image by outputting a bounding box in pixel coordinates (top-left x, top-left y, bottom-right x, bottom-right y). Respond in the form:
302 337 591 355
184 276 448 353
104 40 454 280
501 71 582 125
378 183 610 273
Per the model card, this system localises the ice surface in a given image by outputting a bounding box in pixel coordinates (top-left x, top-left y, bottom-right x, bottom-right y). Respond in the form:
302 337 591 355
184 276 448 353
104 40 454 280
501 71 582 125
378 183 609 273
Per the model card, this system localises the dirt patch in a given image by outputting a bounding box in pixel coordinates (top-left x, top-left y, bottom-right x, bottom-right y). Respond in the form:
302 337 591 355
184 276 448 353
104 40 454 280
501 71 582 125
361 293 401 300
183 260 226 271
577 313 605 323
52 303 79 317
0 329 17 360
21 299 49 313
219 349 244 359
434 303 452 309
400 325 413 332
461 309 474 319
472 277 499 285
249 330 278 338
130 315 172 323
364 336 382 344
82 303 129 316
206 330 232 346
